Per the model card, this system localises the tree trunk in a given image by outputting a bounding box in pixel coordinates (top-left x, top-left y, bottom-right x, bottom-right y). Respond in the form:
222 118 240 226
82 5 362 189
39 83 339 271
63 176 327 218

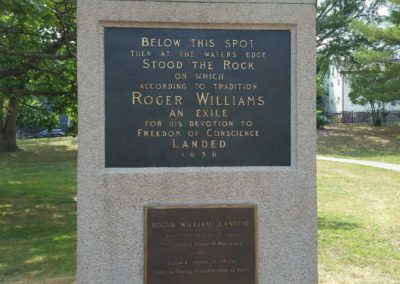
369 100 382 126
0 96 18 152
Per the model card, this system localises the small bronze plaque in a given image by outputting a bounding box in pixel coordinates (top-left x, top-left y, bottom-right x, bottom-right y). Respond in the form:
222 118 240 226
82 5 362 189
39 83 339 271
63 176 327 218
145 206 257 284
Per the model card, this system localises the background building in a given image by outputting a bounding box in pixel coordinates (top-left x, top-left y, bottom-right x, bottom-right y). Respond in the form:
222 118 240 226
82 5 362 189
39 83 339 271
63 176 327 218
323 65 400 113
323 65 400 124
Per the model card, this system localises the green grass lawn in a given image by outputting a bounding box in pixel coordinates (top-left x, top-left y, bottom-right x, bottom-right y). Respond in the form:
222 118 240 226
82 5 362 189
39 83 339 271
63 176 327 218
318 161 400 283
0 138 77 283
0 135 399 283
318 123 400 164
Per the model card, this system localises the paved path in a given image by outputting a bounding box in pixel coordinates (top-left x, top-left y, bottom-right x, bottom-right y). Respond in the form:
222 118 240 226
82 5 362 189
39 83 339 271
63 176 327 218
317 156 400 173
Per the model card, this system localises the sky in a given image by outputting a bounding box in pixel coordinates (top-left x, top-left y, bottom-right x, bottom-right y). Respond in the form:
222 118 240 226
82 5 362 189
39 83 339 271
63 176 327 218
378 5 390 16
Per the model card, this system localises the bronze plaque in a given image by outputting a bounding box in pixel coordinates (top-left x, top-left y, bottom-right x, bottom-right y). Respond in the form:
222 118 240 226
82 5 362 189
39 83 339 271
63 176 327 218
105 27 291 167
145 206 257 284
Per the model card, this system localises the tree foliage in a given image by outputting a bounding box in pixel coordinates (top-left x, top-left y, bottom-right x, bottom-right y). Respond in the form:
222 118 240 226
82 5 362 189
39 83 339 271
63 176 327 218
349 0 400 126
316 0 385 113
0 0 76 151
317 0 385 73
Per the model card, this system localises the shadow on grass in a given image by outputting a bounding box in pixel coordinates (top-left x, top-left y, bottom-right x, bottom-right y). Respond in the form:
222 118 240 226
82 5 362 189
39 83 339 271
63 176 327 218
0 197 77 281
0 138 77 168
317 124 400 160
0 137 77 281
318 217 361 231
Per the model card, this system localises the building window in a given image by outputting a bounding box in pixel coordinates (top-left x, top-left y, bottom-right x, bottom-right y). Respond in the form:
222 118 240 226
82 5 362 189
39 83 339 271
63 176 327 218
337 79 340 86
392 101 396 106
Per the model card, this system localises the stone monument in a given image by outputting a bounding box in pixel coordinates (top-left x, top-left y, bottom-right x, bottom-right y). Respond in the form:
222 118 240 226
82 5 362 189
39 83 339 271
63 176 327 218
78 0 316 283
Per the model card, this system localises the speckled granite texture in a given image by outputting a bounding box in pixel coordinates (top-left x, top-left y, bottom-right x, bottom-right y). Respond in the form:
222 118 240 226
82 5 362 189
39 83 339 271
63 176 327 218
77 0 316 283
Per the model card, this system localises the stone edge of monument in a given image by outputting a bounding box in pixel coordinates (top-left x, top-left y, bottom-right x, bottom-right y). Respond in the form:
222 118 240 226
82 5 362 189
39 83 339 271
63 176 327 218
105 0 316 4
77 0 316 283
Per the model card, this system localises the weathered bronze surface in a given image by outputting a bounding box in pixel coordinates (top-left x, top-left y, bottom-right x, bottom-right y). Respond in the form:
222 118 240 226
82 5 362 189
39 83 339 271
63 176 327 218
104 27 291 167
145 206 257 284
